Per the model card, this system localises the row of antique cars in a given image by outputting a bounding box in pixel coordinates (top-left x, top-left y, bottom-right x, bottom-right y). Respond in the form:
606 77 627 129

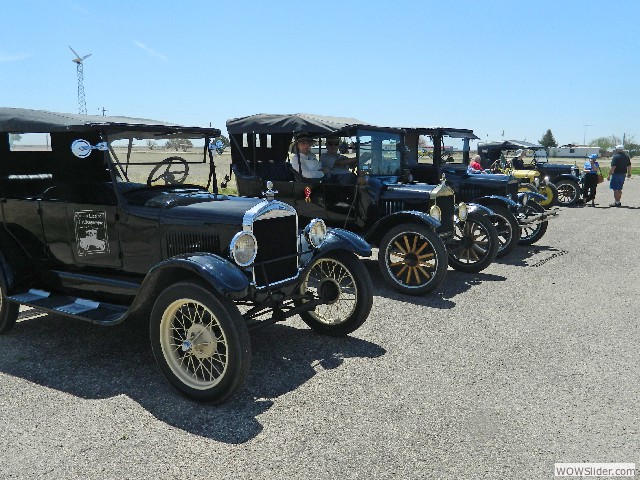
0 108 571 403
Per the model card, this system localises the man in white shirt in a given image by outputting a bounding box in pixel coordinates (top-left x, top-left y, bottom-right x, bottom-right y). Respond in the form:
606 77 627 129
291 133 328 180
319 136 356 184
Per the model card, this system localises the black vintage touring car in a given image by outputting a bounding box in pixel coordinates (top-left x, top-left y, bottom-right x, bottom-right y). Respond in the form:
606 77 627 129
225 114 499 296
0 108 375 403
405 128 558 256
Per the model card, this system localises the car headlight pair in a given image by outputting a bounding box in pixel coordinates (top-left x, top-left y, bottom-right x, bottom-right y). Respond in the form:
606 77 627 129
457 203 468 222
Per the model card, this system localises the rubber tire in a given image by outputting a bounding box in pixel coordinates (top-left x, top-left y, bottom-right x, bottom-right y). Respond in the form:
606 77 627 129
447 212 499 273
555 179 580 206
378 223 448 296
488 205 521 258
150 282 251 403
537 182 558 209
0 272 19 335
298 251 373 337
519 201 549 246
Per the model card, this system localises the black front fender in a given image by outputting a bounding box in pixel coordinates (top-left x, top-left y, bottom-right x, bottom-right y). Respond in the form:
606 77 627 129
317 228 372 258
365 210 440 246
137 253 249 305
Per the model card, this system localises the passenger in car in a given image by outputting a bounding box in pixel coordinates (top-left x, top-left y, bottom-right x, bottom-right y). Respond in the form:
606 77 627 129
320 136 357 184
467 154 486 174
291 133 329 181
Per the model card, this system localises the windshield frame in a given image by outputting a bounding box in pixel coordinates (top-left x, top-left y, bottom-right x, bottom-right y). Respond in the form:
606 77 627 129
356 128 403 177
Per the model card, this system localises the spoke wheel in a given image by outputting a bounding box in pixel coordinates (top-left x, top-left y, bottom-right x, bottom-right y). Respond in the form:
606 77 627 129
298 252 373 336
447 212 499 273
378 223 447 295
150 283 250 403
519 202 548 245
488 205 521 258
0 272 19 335
555 179 580 206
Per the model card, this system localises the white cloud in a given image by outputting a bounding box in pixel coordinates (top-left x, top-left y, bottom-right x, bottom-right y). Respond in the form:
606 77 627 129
0 53 30 62
134 40 168 61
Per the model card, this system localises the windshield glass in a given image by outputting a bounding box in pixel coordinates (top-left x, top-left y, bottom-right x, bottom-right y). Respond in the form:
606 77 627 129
357 130 402 176
106 133 212 189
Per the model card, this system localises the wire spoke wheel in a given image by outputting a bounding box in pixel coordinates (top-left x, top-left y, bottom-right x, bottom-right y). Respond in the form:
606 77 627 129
160 299 228 390
297 252 373 336
150 283 250 403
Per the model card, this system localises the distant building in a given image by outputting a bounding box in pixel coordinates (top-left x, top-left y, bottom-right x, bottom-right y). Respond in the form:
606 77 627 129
547 145 600 158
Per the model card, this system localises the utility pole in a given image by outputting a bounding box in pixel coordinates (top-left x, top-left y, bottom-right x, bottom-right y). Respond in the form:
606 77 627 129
98 107 107 116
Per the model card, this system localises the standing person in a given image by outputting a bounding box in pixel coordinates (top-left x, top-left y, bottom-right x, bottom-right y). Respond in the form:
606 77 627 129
582 153 600 207
291 133 329 180
607 145 632 207
320 136 356 184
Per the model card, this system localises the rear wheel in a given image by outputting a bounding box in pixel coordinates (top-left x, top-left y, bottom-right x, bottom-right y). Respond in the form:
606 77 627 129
0 272 19 335
378 223 448 295
488 205 520 258
447 212 499 273
150 283 251 403
298 252 373 336
555 179 580 206
519 201 549 245
537 182 558 209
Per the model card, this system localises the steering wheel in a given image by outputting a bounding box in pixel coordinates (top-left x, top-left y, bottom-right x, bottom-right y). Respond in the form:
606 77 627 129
146 156 189 186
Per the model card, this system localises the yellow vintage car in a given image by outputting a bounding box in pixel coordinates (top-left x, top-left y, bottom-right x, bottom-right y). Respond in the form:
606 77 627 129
477 141 558 208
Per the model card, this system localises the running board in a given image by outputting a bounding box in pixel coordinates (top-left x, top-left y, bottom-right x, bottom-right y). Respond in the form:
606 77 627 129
8 289 128 326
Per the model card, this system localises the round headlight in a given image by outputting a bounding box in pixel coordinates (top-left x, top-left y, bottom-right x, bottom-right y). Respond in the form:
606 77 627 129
429 205 442 223
305 219 327 248
458 202 468 222
534 177 540 188
520 193 528 206
230 231 257 267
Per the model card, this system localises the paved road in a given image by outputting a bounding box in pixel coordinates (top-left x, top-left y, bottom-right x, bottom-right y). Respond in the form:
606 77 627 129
1 180 638 479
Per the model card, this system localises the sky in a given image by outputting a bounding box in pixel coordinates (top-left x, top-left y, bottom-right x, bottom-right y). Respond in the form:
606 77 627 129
1 0 638 147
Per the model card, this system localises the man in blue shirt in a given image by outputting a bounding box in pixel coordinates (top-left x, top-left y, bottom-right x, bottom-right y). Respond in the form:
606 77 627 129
607 145 632 207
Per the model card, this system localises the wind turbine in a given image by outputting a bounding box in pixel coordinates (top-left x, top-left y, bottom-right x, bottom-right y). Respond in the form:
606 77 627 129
69 45 92 115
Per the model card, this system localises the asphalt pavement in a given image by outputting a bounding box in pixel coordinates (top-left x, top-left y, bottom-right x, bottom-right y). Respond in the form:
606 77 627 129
1 179 638 479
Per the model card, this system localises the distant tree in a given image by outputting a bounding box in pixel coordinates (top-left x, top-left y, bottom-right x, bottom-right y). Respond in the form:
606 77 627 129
539 129 557 148
589 136 620 151
165 138 193 152
146 140 157 150
215 135 230 149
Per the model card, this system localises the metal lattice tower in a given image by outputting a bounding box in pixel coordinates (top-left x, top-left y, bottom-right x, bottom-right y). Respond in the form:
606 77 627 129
69 46 92 115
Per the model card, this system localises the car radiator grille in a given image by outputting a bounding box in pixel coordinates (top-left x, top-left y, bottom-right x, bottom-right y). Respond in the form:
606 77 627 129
166 232 219 257
434 196 455 233
252 214 298 287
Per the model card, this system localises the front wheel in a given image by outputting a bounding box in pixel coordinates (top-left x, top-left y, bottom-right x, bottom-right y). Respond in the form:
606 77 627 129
298 251 373 336
0 272 19 335
488 205 520 258
555 179 580 206
378 223 448 296
537 182 558 209
447 212 499 273
150 283 251 403
519 202 549 245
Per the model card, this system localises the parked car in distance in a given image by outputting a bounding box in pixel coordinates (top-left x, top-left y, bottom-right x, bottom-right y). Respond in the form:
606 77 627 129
0 108 374 403
226 113 499 295
405 128 558 255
